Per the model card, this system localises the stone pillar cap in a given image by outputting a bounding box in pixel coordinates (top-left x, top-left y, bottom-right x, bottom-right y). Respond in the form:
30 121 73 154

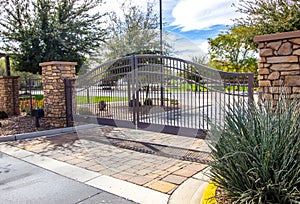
39 61 78 66
0 76 19 79
254 30 300 43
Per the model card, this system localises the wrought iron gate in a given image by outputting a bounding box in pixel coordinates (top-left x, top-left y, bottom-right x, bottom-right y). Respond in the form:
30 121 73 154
19 78 44 115
73 55 254 138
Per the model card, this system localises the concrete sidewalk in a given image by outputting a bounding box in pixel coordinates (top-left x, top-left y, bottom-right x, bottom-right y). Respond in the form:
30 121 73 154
0 152 135 204
0 125 210 204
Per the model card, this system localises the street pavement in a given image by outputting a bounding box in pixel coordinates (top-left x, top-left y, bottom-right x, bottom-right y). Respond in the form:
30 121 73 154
0 152 135 204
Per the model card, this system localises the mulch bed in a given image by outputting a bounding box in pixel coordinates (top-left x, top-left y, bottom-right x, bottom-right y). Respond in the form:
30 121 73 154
0 113 51 136
216 187 232 204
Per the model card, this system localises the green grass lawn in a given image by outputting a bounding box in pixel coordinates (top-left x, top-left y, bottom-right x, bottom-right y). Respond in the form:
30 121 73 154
224 86 247 92
20 94 127 104
166 84 255 92
77 96 127 104
34 94 44 101
20 94 44 101
166 84 208 92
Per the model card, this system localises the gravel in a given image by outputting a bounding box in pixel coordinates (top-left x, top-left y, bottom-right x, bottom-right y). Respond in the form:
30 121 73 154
216 187 232 204
0 113 52 136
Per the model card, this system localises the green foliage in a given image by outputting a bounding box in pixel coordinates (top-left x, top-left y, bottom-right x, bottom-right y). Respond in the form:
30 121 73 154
165 84 207 92
0 0 107 74
233 0 300 47
144 98 153 106
178 55 209 84
0 58 5 75
0 111 8 119
180 65 204 84
208 26 257 73
77 96 127 104
97 1 171 61
33 94 44 101
16 71 41 88
208 99 300 203
208 0 300 73
191 55 209 65
169 99 179 105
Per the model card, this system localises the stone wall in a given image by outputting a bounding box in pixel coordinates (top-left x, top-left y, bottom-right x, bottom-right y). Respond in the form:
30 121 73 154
254 30 300 102
39 61 77 128
0 76 20 116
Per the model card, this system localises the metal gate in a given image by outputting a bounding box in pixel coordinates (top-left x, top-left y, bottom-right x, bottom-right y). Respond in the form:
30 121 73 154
73 55 254 138
19 78 44 115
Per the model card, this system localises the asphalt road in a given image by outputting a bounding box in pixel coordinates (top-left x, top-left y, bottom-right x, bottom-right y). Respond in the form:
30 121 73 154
0 153 135 204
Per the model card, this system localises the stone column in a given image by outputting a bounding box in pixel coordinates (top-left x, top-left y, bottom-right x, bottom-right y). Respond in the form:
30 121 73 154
39 61 77 128
0 76 20 116
254 30 300 103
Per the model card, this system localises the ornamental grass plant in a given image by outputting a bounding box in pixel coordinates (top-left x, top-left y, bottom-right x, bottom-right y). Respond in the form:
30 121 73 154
208 98 300 203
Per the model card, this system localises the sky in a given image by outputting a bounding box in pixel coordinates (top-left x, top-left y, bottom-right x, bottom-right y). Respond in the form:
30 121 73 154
0 0 242 61
101 0 242 59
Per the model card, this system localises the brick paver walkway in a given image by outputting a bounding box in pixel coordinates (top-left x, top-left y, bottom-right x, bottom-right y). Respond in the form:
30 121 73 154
4 126 210 194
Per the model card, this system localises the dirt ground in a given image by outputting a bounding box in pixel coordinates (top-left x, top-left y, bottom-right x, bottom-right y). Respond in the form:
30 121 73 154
0 113 51 136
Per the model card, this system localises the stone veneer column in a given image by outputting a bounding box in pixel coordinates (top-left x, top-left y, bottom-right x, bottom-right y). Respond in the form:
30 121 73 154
254 30 300 102
0 76 20 116
39 61 77 128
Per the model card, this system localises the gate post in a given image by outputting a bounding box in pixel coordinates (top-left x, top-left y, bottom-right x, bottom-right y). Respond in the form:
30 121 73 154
39 61 77 128
64 78 75 127
254 30 300 104
0 76 20 116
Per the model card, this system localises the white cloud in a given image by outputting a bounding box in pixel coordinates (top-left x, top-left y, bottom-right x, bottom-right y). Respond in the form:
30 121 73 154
97 0 239 57
197 40 209 54
165 31 206 60
170 0 240 31
100 0 155 14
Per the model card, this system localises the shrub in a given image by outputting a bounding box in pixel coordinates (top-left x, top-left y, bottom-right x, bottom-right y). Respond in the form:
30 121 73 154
98 100 106 111
129 99 141 107
144 98 153 106
170 99 179 105
0 111 8 119
208 99 300 203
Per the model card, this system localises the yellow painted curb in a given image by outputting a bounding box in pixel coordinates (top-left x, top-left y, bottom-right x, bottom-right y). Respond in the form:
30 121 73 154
200 181 218 204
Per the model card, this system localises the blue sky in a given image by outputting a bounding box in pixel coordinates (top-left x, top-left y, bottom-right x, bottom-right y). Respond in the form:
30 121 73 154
102 0 241 59
162 0 241 57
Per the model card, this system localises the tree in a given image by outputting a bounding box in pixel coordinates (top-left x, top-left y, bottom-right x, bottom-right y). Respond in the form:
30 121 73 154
178 54 208 87
208 26 257 73
233 0 300 47
191 55 209 65
97 1 171 61
0 58 5 75
0 0 107 74
89 1 173 104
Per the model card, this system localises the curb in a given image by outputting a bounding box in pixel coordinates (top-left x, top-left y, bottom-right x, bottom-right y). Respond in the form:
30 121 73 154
168 168 210 204
200 181 218 204
0 124 100 142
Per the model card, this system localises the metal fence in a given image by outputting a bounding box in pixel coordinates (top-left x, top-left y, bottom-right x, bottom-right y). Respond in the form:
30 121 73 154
19 78 44 115
72 55 254 138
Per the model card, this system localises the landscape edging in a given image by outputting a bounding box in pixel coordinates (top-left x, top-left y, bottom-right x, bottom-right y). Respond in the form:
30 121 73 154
0 124 100 142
